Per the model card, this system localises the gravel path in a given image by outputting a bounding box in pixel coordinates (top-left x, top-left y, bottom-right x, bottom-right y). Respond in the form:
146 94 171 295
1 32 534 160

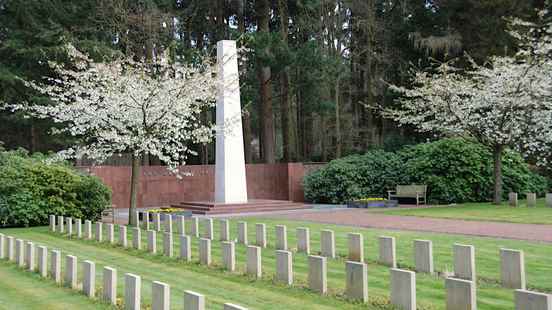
265 208 552 243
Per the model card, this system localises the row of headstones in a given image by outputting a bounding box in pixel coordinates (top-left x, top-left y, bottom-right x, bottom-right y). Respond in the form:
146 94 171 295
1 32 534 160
129 212 534 296
49 215 552 310
0 232 247 310
508 192 552 207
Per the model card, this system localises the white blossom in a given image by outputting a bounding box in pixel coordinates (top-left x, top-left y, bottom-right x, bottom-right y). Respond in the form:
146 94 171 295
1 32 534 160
386 11 552 163
6 44 218 175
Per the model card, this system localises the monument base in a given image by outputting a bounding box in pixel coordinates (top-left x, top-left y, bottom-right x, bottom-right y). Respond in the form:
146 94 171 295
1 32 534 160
172 199 310 215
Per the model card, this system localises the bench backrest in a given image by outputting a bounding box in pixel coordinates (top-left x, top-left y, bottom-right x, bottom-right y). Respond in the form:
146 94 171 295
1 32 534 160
396 185 427 196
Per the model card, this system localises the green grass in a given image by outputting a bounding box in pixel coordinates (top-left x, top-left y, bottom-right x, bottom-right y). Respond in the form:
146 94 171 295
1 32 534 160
374 198 552 224
0 261 116 310
1 216 551 310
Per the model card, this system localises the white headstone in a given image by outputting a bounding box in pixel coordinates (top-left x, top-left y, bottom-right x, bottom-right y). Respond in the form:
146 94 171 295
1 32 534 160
119 225 128 247
125 273 141 310
26 241 35 271
390 268 416 310
51 250 61 283
180 235 191 262
238 221 248 245
152 281 170 310
65 255 78 289
276 250 293 285
246 246 262 278
184 291 205 310
37 246 48 277
224 304 248 310
446 277 476 310
515 289 552 310
83 260 96 297
0 234 4 259
546 193 552 208
199 238 211 266
215 40 248 204
297 227 310 254
103 266 117 305
15 239 24 267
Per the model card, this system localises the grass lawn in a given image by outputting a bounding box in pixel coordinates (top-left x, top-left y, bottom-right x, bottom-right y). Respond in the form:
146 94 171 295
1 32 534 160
0 262 116 310
374 198 552 225
1 217 551 310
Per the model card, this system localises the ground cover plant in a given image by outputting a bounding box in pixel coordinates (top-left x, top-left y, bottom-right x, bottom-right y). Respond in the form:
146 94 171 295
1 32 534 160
2 217 550 309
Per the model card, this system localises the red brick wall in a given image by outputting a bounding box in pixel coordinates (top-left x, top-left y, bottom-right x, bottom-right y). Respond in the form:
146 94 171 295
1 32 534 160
81 163 315 209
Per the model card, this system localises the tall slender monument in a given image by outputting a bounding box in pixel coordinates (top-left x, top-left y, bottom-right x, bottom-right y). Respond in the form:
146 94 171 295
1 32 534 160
214 40 248 204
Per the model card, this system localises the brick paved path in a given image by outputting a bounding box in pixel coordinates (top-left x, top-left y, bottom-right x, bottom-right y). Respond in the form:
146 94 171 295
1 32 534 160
269 209 552 243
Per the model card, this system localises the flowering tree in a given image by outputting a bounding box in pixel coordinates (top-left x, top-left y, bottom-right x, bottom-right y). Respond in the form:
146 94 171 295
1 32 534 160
387 12 552 204
7 45 217 224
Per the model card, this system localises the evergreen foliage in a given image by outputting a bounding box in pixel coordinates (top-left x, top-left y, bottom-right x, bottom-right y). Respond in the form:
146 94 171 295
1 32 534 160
0 0 543 163
0 149 111 227
304 150 409 204
304 138 548 204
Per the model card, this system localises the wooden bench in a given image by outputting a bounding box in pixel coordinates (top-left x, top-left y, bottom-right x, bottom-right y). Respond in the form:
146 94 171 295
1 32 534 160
388 185 427 206
101 207 115 223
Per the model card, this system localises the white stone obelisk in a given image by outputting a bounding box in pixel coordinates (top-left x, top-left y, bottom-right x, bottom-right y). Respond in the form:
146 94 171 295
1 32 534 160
215 40 248 204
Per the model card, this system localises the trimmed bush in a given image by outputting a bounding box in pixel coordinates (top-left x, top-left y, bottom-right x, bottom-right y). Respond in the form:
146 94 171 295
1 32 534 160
304 138 548 204
0 149 111 227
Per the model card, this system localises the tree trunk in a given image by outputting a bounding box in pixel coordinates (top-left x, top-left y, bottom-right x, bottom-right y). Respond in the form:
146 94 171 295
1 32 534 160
129 153 142 226
238 0 252 163
493 144 504 205
243 111 253 163
278 0 291 162
142 152 149 165
197 32 204 52
256 0 276 164
335 77 342 158
280 70 291 162
296 67 304 162
199 111 209 164
259 67 275 163
183 20 191 49
214 0 226 41
304 112 314 161
321 114 327 162
357 0 376 149
30 122 38 153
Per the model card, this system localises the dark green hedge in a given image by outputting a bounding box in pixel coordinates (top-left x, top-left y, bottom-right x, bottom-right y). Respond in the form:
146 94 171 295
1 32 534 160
0 149 111 227
304 150 410 204
304 138 548 204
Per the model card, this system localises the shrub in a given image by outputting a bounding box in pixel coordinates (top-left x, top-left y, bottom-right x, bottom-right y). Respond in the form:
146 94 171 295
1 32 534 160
400 139 548 203
303 150 409 204
501 151 548 200
0 149 111 227
398 138 492 203
304 138 548 204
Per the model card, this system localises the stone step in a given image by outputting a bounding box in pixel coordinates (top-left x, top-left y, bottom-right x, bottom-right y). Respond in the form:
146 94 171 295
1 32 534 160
175 203 305 212
177 200 298 208
202 204 310 215
171 201 310 215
